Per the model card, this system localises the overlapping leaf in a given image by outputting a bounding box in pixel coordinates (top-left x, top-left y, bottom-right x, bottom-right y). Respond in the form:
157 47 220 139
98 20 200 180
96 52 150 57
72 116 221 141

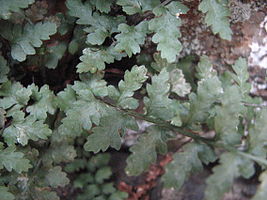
3 116 52 146
0 81 32 109
44 42 67 69
169 69 191 97
248 109 267 157
0 146 32 173
116 65 148 109
58 80 108 137
126 126 172 176
66 0 93 25
91 0 113 13
26 85 56 120
188 82 218 123
0 186 15 200
46 166 70 187
252 171 267 200
162 142 216 189
76 47 115 73
199 0 232 40
0 0 34 19
85 13 126 45
149 2 188 63
205 153 254 200
84 111 138 153
115 21 148 57
230 57 250 97
0 21 57 62
144 68 174 121
117 0 160 15
215 86 244 145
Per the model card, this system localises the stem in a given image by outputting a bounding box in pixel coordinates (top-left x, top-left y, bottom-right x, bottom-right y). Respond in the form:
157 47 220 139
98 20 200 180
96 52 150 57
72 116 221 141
98 98 267 167
99 98 215 143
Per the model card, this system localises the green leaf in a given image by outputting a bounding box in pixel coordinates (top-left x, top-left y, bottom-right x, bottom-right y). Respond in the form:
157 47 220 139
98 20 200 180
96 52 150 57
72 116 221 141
43 144 77 165
0 81 32 109
91 0 113 13
0 0 34 19
86 14 125 45
149 3 185 63
95 166 112 184
115 21 148 57
76 47 115 73
199 0 232 40
0 21 57 62
117 65 148 109
87 153 111 171
44 42 67 69
84 111 138 153
3 116 52 146
126 126 171 176
215 86 244 145
144 68 174 121
66 0 93 25
188 76 222 123
116 0 160 15
46 166 70 187
109 191 128 200
59 97 106 136
205 152 253 200
31 190 59 200
0 147 32 173
26 84 56 120
169 69 191 97
0 55 9 83
0 186 15 200
249 109 267 158
56 85 76 111
196 56 217 80
162 142 216 189
252 171 267 200
230 58 250 97
59 99 106 136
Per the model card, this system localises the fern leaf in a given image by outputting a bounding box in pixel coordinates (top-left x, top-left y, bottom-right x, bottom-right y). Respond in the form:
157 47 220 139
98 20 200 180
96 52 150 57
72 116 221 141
0 186 15 200
215 86 244 145
3 116 52 146
249 110 267 157
0 21 57 61
117 65 148 109
252 171 267 200
230 58 250 97
199 0 232 40
205 152 254 200
116 0 160 15
162 142 216 189
126 126 172 176
91 0 113 13
46 166 70 187
144 68 174 121
84 111 138 153
0 0 34 19
115 21 148 57
149 2 188 63
26 85 57 120
0 146 32 173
